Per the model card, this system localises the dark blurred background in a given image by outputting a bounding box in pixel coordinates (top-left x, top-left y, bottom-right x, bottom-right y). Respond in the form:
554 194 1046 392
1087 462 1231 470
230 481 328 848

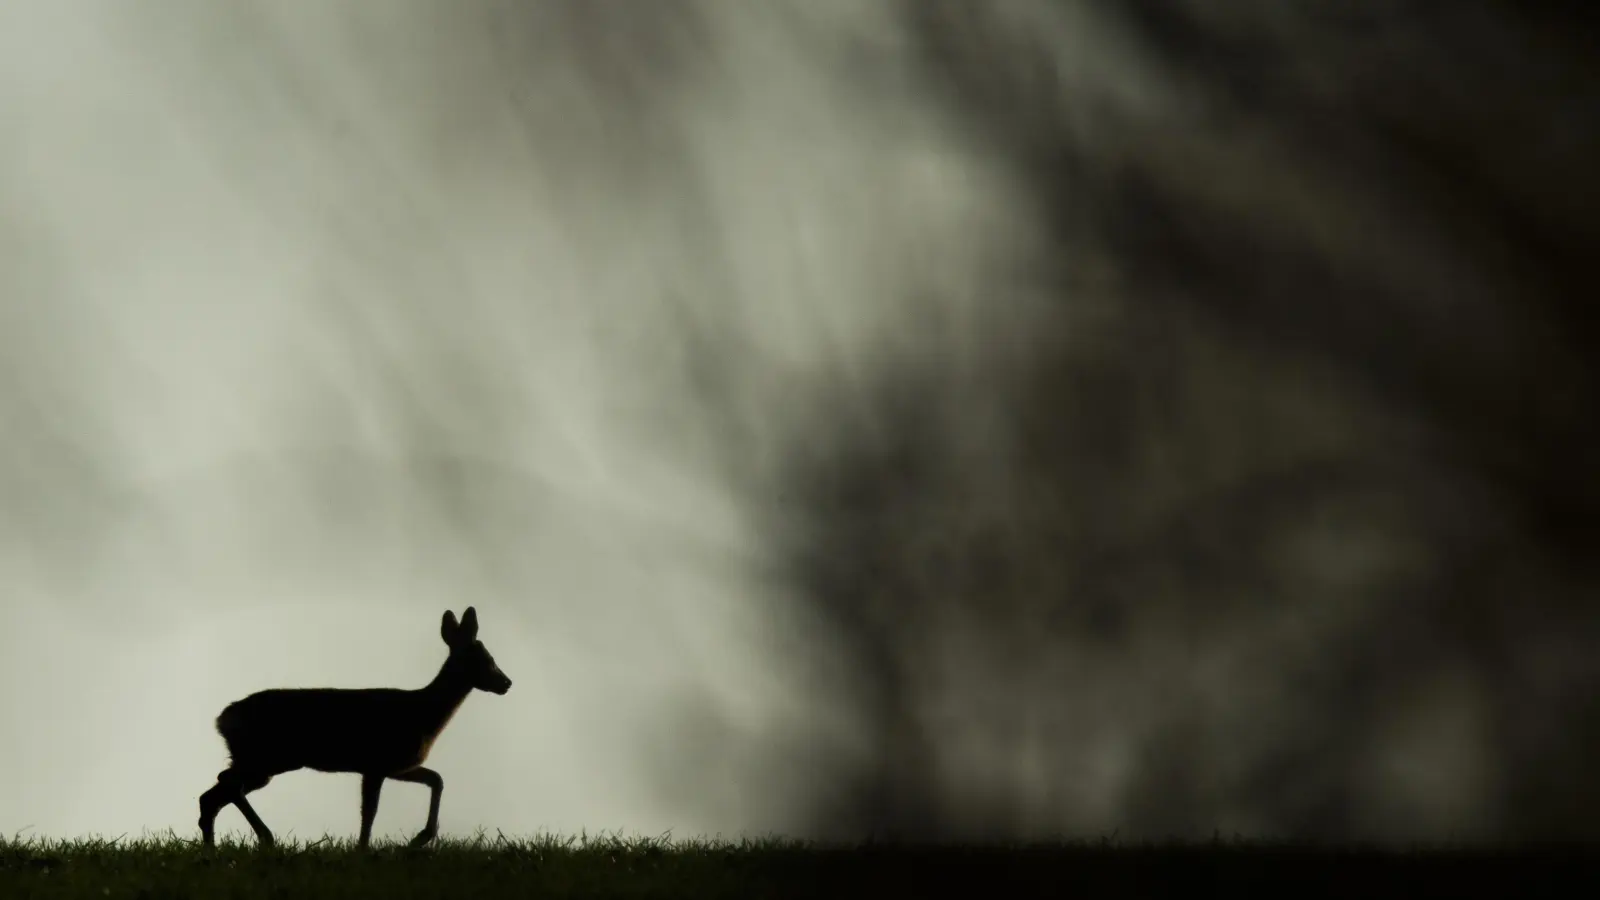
2 1 1596 843
772 1 1600 842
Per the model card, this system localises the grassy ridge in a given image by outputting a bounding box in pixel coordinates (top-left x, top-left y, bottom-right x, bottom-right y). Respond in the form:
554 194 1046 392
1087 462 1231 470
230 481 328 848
1 832 1595 899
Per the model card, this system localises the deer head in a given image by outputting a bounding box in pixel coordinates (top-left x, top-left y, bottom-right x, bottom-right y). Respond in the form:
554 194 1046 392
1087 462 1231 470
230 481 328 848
441 607 513 695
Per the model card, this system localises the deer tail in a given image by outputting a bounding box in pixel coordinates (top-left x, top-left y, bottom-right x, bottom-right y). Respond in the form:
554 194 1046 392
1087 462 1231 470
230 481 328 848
215 699 259 760
216 701 246 739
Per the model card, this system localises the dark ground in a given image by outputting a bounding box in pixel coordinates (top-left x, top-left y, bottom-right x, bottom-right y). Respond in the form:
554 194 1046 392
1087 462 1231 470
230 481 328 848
2 835 1596 899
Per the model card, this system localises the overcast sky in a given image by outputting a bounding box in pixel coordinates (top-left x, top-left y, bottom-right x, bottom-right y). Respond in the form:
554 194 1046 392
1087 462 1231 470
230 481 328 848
0 0 1030 843
2 1 1596 845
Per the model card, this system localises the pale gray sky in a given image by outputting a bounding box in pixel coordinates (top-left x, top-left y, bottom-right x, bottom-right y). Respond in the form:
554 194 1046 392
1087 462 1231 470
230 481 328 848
0 0 1032 842
4 1 1596 845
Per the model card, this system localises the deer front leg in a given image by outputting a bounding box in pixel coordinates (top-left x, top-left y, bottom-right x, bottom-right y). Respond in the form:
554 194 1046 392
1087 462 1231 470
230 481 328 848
359 774 385 848
390 767 443 846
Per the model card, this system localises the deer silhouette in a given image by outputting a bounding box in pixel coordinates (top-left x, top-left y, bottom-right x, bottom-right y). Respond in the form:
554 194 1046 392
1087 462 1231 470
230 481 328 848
197 606 512 848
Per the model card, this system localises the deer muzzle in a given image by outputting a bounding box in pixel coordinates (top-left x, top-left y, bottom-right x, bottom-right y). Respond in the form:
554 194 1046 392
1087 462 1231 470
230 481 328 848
488 668 512 695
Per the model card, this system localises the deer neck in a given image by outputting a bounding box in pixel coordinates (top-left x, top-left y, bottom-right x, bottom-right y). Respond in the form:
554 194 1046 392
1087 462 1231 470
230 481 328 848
417 656 474 735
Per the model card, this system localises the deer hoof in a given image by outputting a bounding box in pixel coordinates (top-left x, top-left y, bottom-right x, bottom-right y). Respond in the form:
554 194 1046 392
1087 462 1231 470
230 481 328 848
409 828 437 847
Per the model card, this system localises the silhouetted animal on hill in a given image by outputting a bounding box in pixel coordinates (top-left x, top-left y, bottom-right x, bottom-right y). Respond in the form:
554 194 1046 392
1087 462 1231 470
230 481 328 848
197 607 512 847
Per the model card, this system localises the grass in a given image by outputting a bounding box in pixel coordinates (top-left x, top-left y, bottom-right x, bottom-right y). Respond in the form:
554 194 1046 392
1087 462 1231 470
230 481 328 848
1 831 1595 899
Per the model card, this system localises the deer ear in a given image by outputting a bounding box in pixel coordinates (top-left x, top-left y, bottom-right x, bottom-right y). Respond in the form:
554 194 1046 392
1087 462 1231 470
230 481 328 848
459 606 480 642
441 610 460 645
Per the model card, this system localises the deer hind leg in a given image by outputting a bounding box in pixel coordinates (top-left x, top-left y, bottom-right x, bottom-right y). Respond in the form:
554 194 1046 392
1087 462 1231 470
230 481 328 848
199 767 276 848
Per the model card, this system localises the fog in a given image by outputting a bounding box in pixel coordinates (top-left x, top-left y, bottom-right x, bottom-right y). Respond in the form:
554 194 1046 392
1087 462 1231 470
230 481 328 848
2 1 1597 844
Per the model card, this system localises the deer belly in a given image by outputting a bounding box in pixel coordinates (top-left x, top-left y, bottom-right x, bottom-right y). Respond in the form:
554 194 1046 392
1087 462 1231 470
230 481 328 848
299 730 431 775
